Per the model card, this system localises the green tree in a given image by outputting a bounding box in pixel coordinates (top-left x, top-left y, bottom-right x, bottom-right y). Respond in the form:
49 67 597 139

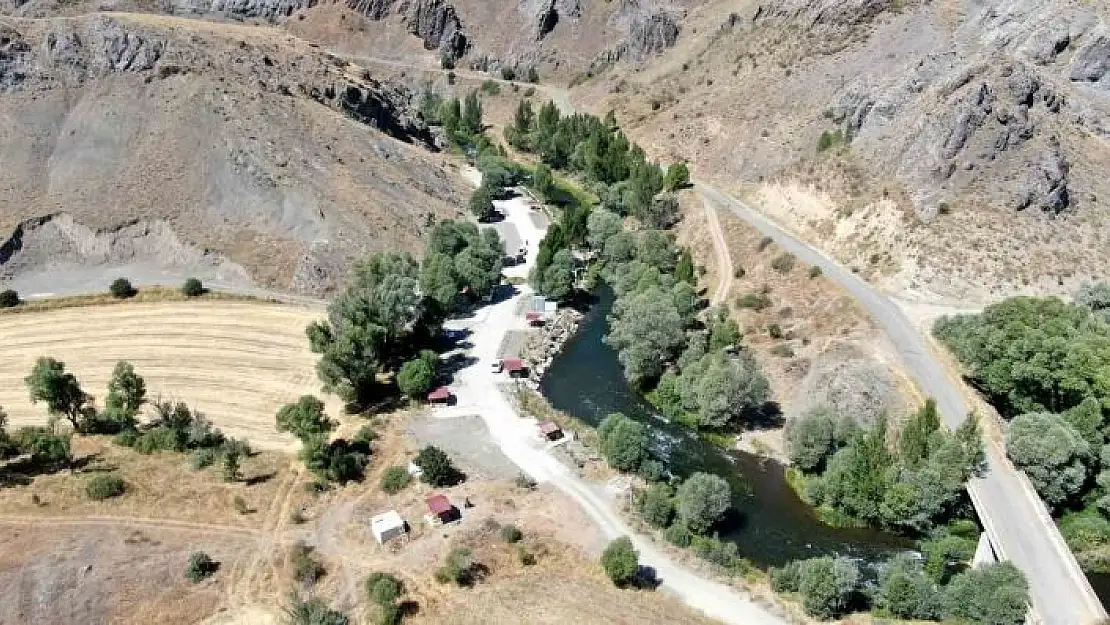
874 554 941 619
942 562 1028 625
674 248 695 285
898 398 940 465
440 98 461 135
25 357 94 433
597 413 649 472
537 249 575 300
307 252 435 404
105 361 146 423
797 556 860 619
365 571 404 606
639 482 675 528
468 183 496 222
819 418 893 525
1063 396 1105 451
532 163 554 200
675 472 730 534
636 194 679 229
921 531 976 583
186 552 218 582
600 537 639 586
586 208 623 251
785 407 843 472
663 162 690 191
182 277 205 297
86 473 126 500
380 465 411 493
414 445 462 487
284 595 349 625
462 91 483 136
1006 412 1090 509
109 277 135 298
0 289 19 308
276 396 335 441
681 350 770 429
605 286 686 385
222 448 241 482
12 426 70 465
397 351 437 399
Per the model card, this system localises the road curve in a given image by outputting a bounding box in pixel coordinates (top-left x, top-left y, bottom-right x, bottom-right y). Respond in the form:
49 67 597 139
697 182 1107 624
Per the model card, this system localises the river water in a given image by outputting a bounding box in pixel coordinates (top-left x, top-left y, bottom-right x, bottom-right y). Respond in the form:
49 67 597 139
540 288 910 567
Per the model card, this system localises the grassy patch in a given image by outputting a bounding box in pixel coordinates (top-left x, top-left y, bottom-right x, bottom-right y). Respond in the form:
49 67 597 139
701 431 736 450
0 287 262 315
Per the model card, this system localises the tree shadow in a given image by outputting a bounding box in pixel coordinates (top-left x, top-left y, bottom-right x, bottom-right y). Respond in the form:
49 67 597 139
632 565 662 590
745 401 784 430
243 472 276 487
399 600 420 617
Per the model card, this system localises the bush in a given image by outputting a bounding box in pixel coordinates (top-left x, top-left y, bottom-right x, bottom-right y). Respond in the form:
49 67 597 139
942 562 1028 625
525 66 539 83
597 413 648 472
638 482 674 528
365 571 404 606
480 80 501 95
514 473 537 490
737 292 771 311
397 356 436 399
109 277 136 298
817 129 845 153
600 537 639 586
414 445 462 487
375 604 402 625
233 495 249 514
517 545 536 565
664 522 693 547
380 466 411 494
808 266 822 278
500 66 515 81
767 323 784 339
85 474 126 500
0 289 20 308
186 552 218 582
770 252 796 273
797 556 860 619
499 524 524 543
192 448 217 470
770 344 795 358
284 596 349 625
757 236 773 252
770 560 801 593
291 543 326 585
436 547 477 586
182 278 205 297
874 554 941 620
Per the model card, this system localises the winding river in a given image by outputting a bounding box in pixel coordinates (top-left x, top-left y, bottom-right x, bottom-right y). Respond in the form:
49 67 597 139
540 288 910 567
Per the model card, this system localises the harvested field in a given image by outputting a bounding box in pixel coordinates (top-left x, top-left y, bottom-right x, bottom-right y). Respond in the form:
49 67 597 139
0 300 337 452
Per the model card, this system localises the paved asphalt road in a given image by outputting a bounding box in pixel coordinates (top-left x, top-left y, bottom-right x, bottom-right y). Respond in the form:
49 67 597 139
697 183 1106 624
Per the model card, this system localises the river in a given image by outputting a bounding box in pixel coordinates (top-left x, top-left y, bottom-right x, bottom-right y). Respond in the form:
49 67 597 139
540 288 910 567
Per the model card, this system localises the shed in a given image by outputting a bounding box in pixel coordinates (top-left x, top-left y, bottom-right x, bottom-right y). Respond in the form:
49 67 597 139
427 386 453 403
526 311 545 326
425 494 459 524
370 510 406 544
538 421 563 441
501 358 527 377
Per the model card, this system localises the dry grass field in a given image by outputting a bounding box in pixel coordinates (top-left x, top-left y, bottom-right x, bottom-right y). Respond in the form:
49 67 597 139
0 300 338 452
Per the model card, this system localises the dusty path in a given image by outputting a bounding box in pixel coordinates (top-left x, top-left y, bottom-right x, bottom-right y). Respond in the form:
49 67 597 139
697 183 1106 624
0 513 261 537
701 195 733 306
0 300 337 452
438 196 788 625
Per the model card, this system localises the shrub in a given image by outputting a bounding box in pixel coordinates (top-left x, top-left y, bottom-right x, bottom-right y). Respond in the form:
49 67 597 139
517 545 536 565
414 445 462 487
192 448 217 470
514 473 537 490
380 466 411 494
499 524 523 543
770 344 795 358
436 547 477 586
597 413 648 472
942 562 1028 625
525 66 539 83
397 357 435 399
85 474 126 500
675 473 731 534
223 450 242 482
186 552 218 582
770 252 796 274
600 537 639 586
817 129 844 153
109 277 136 298
797 556 860 619
808 266 822 278
770 560 801 593
365 571 404 606
0 289 19 308
757 236 773 252
291 543 326 585
737 292 771 311
638 482 674 528
480 80 501 95
664 522 693 547
284 596 349 625
375 604 402 625
500 66 515 81
767 324 784 339
439 50 455 69
233 495 250 514
182 278 205 297
733 266 746 279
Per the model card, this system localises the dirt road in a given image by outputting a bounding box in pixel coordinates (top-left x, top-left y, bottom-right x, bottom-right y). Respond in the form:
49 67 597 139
0 300 337 452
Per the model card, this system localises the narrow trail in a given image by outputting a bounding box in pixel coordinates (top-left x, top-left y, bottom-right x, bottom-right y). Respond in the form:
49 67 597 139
0 513 261 537
227 466 302 604
702 195 733 306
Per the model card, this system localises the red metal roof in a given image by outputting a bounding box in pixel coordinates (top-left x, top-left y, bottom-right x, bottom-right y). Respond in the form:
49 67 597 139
427 386 452 401
426 494 453 515
525 311 543 320
538 421 561 435
501 358 525 372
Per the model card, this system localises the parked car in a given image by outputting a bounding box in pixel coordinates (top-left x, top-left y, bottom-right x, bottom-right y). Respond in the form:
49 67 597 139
490 360 504 373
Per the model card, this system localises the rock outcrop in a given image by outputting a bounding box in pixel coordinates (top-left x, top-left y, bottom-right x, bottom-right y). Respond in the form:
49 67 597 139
343 0 469 62
590 7 679 70
1070 34 1110 89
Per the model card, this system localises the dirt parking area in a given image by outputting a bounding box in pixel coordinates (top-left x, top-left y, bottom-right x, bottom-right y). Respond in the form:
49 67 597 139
404 413 521 481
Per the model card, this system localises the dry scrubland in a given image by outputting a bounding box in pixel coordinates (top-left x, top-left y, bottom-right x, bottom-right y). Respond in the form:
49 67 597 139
0 300 337 451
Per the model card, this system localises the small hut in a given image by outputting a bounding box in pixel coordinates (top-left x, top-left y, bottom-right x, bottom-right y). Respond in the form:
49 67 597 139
538 421 564 441
427 386 454 404
371 510 407 544
501 358 528 378
425 494 460 525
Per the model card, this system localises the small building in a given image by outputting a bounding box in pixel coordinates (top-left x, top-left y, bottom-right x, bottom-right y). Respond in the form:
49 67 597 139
371 510 407 544
525 311 545 327
425 494 460 525
538 421 563 441
427 386 454 404
501 358 528 378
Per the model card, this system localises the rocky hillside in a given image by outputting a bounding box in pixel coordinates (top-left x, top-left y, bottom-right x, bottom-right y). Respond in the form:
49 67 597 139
0 13 464 294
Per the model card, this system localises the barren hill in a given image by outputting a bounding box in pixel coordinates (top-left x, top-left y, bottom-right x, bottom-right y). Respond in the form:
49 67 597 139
0 12 465 294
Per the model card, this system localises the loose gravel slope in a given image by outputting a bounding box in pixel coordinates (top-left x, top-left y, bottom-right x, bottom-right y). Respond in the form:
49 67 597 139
0 301 334 451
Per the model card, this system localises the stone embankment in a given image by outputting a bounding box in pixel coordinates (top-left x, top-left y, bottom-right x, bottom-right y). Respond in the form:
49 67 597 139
519 307 581 388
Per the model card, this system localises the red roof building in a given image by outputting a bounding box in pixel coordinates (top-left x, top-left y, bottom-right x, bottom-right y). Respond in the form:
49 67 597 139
427 386 453 403
525 311 544 326
426 494 458 523
501 358 527 377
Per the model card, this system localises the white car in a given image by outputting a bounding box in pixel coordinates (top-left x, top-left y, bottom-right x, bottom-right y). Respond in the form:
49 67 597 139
490 360 504 373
